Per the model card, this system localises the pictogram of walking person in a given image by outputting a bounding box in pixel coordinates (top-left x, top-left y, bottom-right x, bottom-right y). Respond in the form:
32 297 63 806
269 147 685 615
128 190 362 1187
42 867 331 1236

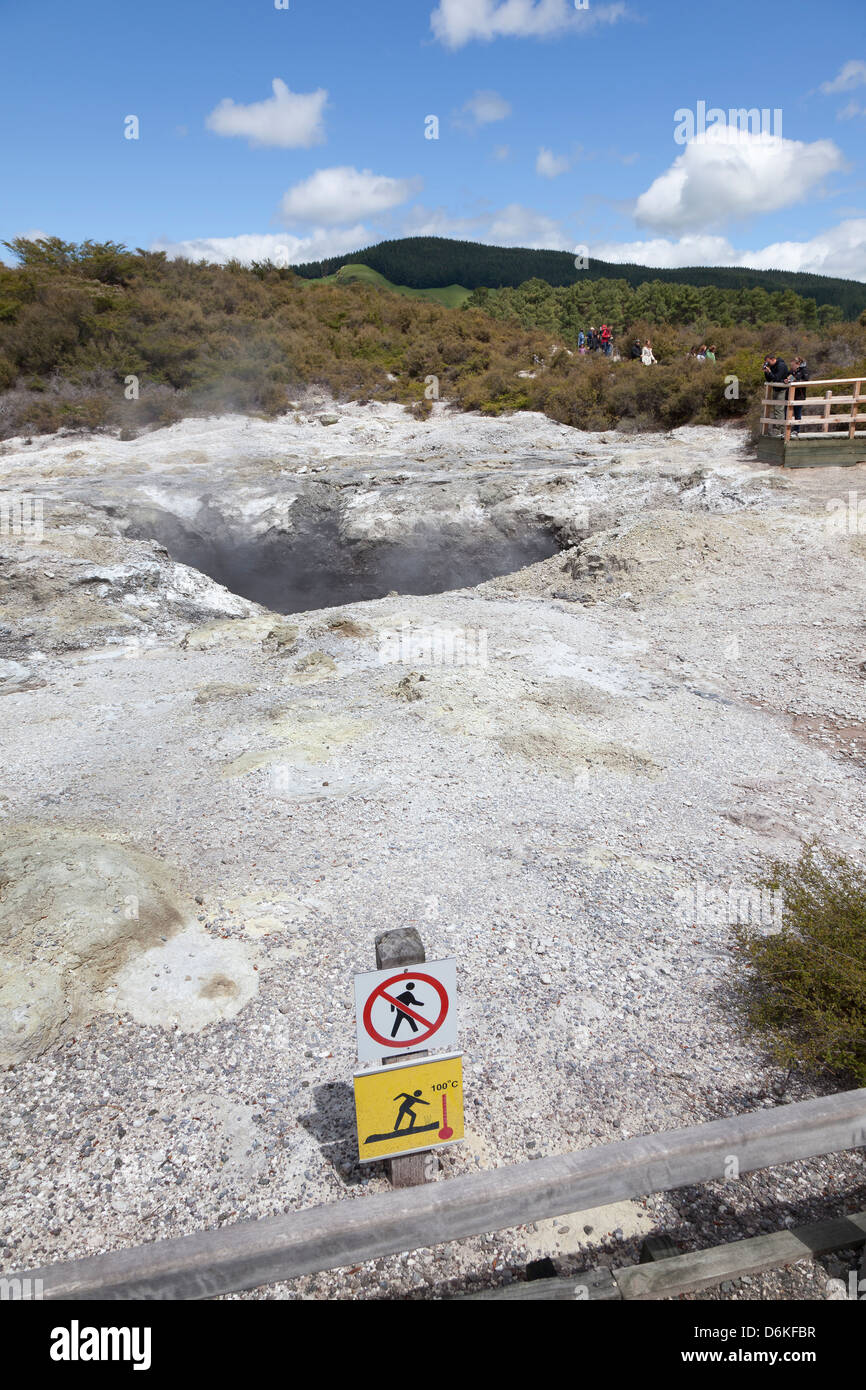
390 981 423 1038
393 1089 429 1132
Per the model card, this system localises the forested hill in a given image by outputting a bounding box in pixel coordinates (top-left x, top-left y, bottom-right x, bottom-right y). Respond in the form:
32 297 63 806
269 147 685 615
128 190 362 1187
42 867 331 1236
295 236 866 320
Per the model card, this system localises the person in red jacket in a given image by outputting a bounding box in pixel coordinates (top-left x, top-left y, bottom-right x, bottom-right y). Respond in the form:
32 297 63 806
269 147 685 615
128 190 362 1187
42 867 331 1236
600 323 612 356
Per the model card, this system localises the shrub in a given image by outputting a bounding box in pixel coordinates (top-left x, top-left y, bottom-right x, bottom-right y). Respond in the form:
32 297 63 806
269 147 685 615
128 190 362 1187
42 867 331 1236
0 238 863 440
733 843 866 1084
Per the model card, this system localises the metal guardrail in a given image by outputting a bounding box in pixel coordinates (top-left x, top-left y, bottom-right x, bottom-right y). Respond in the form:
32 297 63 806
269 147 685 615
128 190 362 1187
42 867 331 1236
11 1087 866 1301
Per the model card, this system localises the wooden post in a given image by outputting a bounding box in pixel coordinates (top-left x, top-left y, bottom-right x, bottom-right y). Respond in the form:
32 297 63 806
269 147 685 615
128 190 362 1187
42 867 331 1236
784 384 794 442
850 379 861 440
375 927 433 1189
823 389 832 433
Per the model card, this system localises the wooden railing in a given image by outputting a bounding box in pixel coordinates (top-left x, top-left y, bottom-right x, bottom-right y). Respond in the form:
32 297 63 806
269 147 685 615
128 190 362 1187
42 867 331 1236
760 376 865 443
9 1086 866 1301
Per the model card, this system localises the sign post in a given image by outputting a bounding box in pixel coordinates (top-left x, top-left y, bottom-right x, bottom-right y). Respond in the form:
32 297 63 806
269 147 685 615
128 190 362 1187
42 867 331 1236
351 928 462 1187
373 928 428 1188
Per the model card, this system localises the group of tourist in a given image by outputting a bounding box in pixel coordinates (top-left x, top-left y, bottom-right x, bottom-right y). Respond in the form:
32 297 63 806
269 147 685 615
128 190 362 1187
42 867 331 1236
629 339 657 365
577 324 613 355
763 353 811 436
688 344 717 361
575 327 659 364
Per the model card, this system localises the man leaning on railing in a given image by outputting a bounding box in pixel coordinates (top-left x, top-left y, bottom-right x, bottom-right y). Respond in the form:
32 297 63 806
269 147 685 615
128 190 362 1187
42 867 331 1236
763 354 789 437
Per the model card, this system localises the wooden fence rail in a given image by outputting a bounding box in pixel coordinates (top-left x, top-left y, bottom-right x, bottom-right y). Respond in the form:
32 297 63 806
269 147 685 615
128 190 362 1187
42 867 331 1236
11 1087 866 1301
760 376 865 443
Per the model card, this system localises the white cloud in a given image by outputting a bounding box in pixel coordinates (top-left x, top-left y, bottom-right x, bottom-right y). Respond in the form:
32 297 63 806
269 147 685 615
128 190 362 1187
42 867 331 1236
838 100 866 121
149 227 370 267
401 202 570 249
820 60 866 94
634 126 845 232
431 0 627 48
205 78 327 148
592 234 745 268
278 167 422 225
492 145 511 161
536 146 570 178
150 215 866 283
593 219 866 281
487 203 570 247
458 89 511 127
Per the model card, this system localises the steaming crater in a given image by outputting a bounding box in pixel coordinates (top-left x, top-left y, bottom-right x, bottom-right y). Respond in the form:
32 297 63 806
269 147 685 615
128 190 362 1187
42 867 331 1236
124 501 561 613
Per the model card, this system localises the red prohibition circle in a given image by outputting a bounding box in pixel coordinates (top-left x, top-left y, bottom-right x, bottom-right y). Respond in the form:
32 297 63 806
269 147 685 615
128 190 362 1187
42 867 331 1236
363 970 449 1049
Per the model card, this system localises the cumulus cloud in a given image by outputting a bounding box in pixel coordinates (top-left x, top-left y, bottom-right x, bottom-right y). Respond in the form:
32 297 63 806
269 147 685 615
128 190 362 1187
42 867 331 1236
456 89 511 128
592 219 866 281
487 203 570 247
205 78 327 148
633 126 845 232
536 147 570 178
431 0 627 48
820 60 866 94
278 167 422 225
150 215 866 282
401 202 570 249
149 228 370 267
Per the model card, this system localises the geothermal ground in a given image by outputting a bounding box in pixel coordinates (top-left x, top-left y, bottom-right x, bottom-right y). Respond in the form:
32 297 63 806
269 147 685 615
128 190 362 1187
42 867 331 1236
1 398 865 1300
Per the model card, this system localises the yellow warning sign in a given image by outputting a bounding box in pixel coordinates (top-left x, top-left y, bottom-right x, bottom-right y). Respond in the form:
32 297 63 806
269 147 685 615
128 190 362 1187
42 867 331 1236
353 1052 464 1163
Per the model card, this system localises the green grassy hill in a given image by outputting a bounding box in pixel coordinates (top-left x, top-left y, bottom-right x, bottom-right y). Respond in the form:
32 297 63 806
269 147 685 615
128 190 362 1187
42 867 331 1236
296 236 866 320
312 262 471 308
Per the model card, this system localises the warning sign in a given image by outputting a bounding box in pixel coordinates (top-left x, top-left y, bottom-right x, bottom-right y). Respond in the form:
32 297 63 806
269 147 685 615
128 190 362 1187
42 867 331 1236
353 1052 464 1163
353 958 457 1063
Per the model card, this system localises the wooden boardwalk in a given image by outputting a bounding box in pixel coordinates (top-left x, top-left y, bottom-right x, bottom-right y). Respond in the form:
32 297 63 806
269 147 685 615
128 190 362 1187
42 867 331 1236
756 376 866 467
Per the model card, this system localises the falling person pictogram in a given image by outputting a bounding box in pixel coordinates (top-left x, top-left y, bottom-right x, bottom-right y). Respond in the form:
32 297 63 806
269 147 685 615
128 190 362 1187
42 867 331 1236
365 1089 440 1145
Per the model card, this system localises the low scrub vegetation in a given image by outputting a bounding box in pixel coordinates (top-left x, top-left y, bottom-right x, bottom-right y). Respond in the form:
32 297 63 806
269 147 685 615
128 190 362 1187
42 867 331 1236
0 238 864 442
734 845 866 1086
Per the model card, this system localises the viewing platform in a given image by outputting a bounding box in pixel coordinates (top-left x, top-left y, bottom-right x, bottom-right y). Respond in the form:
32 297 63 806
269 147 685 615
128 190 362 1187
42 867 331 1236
757 376 866 467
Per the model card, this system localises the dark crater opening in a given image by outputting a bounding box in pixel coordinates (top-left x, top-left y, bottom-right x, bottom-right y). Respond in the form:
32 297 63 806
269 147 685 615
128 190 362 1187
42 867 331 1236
126 502 561 614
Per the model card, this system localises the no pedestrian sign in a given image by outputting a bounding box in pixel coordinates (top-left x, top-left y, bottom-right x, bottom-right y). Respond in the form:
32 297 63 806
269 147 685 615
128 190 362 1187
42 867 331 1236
353 958 457 1063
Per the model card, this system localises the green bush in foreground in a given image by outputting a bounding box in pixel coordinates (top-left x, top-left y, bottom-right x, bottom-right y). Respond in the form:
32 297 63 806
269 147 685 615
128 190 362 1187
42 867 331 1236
734 844 866 1085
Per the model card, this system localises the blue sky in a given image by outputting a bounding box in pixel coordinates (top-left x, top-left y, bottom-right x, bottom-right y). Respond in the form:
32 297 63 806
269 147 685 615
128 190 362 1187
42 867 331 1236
2 0 865 277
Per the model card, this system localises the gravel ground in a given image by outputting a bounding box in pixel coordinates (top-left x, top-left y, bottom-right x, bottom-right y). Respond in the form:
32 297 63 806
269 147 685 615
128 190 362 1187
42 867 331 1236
1 404 864 1300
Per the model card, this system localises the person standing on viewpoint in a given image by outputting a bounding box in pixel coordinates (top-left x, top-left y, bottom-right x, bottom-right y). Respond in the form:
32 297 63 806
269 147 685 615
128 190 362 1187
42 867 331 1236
763 354 790 437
